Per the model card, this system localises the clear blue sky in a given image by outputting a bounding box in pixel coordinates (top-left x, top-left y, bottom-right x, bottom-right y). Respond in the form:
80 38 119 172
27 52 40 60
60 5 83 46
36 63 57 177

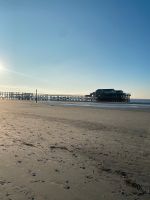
0 0 150 98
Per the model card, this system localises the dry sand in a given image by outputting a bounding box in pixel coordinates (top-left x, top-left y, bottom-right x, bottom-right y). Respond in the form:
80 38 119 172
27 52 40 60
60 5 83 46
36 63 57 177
0 100 150 200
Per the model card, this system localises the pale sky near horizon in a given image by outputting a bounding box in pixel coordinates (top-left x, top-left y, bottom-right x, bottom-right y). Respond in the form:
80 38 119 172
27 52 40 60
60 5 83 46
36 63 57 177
0 0 150 98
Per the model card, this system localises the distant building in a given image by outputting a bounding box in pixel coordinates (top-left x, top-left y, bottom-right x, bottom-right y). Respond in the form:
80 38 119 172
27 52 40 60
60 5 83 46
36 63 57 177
90 89 131 102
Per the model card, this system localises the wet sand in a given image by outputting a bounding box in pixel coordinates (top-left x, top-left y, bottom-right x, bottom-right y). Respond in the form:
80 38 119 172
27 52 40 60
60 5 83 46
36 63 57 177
0 100 150 200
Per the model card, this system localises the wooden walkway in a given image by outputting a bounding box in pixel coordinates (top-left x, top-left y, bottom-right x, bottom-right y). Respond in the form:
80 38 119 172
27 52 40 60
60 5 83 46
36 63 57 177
0 91 94 102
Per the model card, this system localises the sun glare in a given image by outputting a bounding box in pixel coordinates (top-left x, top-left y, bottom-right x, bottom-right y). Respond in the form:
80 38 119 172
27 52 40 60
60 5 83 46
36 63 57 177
0 62 6 71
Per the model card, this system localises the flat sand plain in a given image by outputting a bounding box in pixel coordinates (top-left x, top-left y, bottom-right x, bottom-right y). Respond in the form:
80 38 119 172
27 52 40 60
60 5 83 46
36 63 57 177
0 100 150 200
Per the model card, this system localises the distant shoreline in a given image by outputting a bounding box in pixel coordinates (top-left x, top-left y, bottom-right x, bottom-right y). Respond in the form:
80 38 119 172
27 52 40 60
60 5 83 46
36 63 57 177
43 100 150 112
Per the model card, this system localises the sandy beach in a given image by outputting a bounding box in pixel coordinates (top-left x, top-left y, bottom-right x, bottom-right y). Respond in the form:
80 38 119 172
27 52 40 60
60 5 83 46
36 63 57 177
0 100 150 200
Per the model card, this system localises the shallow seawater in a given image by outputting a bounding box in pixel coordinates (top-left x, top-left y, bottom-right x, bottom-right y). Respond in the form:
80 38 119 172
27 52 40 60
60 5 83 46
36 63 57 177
46 99 150 111
131 99 150 104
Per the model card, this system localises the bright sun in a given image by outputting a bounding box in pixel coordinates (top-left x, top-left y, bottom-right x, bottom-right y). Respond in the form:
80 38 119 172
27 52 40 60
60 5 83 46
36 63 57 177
0 62 6 71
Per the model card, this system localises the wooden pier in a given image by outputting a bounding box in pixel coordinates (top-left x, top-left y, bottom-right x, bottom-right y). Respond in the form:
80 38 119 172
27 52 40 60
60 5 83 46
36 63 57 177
0 89 131 103
0 91 94 102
